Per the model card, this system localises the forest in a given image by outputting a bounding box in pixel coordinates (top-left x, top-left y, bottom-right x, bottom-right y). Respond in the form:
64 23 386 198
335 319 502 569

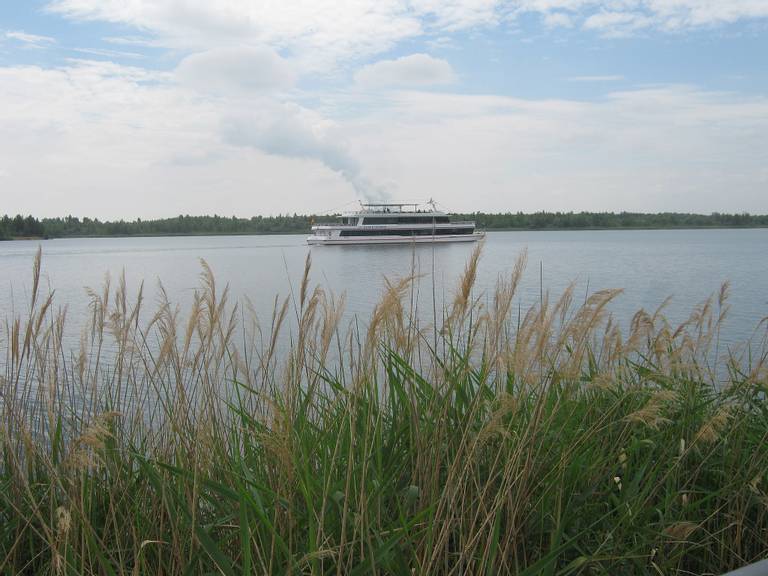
1 211 767 240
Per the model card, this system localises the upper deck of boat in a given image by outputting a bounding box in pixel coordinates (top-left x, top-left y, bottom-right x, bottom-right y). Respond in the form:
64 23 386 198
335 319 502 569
347 203 445 216
311 202 476 228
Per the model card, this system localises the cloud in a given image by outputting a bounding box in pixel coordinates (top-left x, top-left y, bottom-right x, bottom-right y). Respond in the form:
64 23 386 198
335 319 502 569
103 35 163 47
0 62 367 215
583 11 653 35
0 60 386 217
519 1 768 35
543 12 575 28
425 35 457 50
645 0 768 28
176 46 295 95
72 47 144 59
409 0 503 30
342 86 768 213
45 0 512 72
354 54 457 89
42 1 768 71
44 1 401 70
0 0 763 223
1 58 767 218
5 30 57 47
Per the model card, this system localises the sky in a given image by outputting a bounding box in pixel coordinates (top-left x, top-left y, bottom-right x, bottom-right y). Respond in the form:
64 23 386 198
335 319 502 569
1 1 767 218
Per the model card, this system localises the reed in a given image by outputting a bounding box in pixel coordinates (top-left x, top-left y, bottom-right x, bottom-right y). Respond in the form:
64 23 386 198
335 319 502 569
1 247 767 575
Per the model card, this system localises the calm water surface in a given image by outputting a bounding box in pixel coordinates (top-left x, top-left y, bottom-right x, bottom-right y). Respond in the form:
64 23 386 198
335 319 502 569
1 229 767 350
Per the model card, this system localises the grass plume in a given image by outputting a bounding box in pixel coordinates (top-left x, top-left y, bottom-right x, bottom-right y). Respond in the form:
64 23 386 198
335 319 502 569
1 247 767 574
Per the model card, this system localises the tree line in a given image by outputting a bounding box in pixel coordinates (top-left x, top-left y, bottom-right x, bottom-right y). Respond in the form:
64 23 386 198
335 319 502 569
0 214 313 240
2 211 767 240
455 211 768 230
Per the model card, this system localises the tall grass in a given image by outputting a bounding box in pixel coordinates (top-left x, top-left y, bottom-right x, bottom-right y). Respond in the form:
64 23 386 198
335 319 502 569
1 246 767 575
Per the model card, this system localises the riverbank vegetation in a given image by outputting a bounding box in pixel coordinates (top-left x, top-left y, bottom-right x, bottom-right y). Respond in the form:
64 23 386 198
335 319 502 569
2 248 767 574
2 211 768 240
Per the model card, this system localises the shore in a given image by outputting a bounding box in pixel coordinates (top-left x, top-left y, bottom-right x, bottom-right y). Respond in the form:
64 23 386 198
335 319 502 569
3 211 768 242
3 224 768 242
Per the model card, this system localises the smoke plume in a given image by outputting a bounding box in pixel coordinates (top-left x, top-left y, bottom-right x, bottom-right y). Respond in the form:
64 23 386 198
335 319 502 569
222 104 390 202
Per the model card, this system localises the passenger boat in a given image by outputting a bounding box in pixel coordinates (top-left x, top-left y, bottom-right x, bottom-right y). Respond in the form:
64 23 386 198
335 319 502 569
307 201 484 245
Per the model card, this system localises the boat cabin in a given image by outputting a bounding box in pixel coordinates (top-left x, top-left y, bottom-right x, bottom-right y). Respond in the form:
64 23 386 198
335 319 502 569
341 203 450 226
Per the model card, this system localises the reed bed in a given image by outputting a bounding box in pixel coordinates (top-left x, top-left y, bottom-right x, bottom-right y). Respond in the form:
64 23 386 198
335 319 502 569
1 247 767 575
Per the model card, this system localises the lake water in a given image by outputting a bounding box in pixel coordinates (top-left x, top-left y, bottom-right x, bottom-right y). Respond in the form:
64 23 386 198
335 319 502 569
1 229 767 352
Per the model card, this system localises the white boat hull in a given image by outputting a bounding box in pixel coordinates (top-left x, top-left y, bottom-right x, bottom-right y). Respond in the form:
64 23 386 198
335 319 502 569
307 232 485 245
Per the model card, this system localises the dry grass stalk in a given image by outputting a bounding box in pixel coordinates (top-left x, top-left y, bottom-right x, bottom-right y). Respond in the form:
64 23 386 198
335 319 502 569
449 241 483 325
477 393 518 444
625 390 677 429
664 522 698 541
365 274 416 361
484 250 527 361
694 406 732 444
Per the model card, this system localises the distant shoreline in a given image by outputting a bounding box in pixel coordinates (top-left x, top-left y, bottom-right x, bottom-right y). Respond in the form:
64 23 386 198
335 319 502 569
3 224 768 242
3 211 768 241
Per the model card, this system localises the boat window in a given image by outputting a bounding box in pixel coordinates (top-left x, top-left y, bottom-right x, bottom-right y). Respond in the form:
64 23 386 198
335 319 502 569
339 227 473 237
361 216 450 225
362 217 397 225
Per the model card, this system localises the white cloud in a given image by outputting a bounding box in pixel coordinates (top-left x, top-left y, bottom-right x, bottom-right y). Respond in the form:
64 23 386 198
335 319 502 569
72 47 144 59
47 0 490 70
176 47 296 95
5 30 57 47
543 11 575 27
0 61 373 218
43 1 768 72
583 11 653 34
1 59 766 217
425 35 457 50
354 54 457 89
519 0 768 34
410 0 503 29
343 86 768 213
1 0 762 223
645 0 768 28
103 35 163 47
